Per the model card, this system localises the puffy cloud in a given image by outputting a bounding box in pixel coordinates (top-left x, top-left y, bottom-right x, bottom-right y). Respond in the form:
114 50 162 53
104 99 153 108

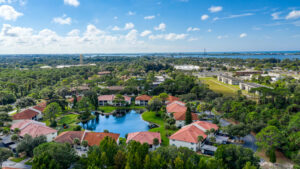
208 6 223 13
149 33 187 41
64 0 79 7
140 30 152 37
201 14 209 20
154 23 166 31
144 15 155 20
187 27 200 32
1 24 32 37
67 29 80 36
240 33 247 38
286 10 300 20
217 35 228 39
125 29 138 41
0 5 23 21
271 12 281 20
128 11 135 16
124 22 134 30
112 26 121 31
53 15 72 25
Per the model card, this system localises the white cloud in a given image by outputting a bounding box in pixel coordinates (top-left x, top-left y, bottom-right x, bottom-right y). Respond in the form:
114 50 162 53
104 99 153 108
128 11 135 16
0 5 23 21
188 37 198 41
53 15 72 25
187 27 200 32
154 23 166 31
240 33 247 38
125 29 138 41
140 30 152 37
124 22 134 30
149 33 187 41
208 6 223 13
286 10 300 20
207 29 212 32
67 29 80 36
201 14 209 20
271 12 281 20
112 26 121 31
144 15 155 20
64 0 79 7
217 35 228 39
214 13 253 21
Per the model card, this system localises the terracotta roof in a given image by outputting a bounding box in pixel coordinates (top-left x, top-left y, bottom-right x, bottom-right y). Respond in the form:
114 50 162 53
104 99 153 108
98 95 131 101
54 131 84 144
170 125 207 143
135 95 152 101
37 102 47 108
166 95 180 102
166 100 185 105
173 111 199 121
68 96 83 103
11 120 57 138
126 131 161 145
193 121 219 131
169 121 219 143
166 102 187 114
83 132 120 146
106 86 125 91
12 109 38 120
98 71 111 75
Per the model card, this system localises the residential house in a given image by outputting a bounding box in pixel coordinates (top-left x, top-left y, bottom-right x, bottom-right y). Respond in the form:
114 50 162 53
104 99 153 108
126 131 161 151
67 96 82 108
169 121 219 153
70 85 90 95
135 95 152 106
11 120 57 142
166 101 198 127
217 74 240 85
97 71 111 76
54 130 120 146
98 95 131 106
12 102 46 123
165 95 180 104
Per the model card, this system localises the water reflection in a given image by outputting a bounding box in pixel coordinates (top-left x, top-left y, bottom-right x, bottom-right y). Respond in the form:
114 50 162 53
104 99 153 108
79 110 149 137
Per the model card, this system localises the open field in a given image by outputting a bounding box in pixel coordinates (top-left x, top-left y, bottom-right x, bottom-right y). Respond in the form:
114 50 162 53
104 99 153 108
142 111 177 146
199 77 240 97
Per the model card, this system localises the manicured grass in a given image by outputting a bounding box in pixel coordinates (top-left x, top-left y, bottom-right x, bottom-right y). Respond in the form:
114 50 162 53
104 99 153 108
11 157 26 163
142 111 177 146
199 77 240 97
98 105 146 113
57 114 79 125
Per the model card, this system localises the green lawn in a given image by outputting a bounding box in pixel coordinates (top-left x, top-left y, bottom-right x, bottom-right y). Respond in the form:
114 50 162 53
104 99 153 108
11 157 27 163
57 114 79 125
98 105 146 113
142 111 177 146
199 77 240 97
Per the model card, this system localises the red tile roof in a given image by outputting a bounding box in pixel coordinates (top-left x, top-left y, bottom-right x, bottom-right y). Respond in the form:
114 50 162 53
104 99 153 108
54 131 120 146
135 95 152 101
83 132 120 146
98 71 111 75
173 111 199 121
126 131 161 145
169 121 219 143
166 102 187 114
54 131 84 144
68 96 83 103
170 125 206 143
166 95 180 102
11 120 57 138
12 109 38 120
98 95 131 101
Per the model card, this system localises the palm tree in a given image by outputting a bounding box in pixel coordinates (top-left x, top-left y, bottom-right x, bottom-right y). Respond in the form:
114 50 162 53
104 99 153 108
73 138 80 148
204 130 210 136
14 128 20 134
11 134 19 142
153 138 159 149
197 136 204 143
81 140 88 151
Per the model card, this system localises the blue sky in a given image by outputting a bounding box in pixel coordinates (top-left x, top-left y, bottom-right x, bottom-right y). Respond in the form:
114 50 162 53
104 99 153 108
0 0 300 54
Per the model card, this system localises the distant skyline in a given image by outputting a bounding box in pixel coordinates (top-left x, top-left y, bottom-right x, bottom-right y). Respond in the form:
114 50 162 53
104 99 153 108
0 0 300 54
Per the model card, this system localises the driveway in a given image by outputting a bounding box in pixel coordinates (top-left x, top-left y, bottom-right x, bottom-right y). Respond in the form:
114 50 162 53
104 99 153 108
2 158 32 169
241 134 258 152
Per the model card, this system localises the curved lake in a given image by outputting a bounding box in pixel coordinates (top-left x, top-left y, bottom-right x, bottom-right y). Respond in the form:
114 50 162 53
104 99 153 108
79 110 149 137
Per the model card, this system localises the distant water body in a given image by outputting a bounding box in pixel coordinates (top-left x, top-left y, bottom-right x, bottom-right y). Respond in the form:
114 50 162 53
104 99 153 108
86 51 300 60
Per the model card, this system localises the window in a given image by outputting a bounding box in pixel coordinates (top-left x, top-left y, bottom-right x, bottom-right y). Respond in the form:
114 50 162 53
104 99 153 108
191 143 194 145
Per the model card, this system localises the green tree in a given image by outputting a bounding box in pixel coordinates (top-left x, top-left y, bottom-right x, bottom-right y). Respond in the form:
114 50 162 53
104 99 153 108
147 96 163 112
43 102 62 125
174 156 184 169
242 162 258 169
113 94 125 106
99 136 119 166
17 134 47 157
185 106 192 125
0 148 13 166
33 142 78 169
256 126 282 152
215 144 259 169
226 123 251 141
114 150 127 169
159 93 169 102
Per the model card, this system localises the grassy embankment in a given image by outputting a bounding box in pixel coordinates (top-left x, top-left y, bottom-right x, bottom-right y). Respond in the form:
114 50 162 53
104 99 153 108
98 105 145 113
142 111 177 146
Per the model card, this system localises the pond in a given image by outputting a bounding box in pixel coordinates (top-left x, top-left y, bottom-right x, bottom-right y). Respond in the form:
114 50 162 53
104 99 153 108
79 110 149 137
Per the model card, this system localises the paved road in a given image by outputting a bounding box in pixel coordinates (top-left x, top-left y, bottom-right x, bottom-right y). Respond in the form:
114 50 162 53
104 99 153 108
241 134 258 152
